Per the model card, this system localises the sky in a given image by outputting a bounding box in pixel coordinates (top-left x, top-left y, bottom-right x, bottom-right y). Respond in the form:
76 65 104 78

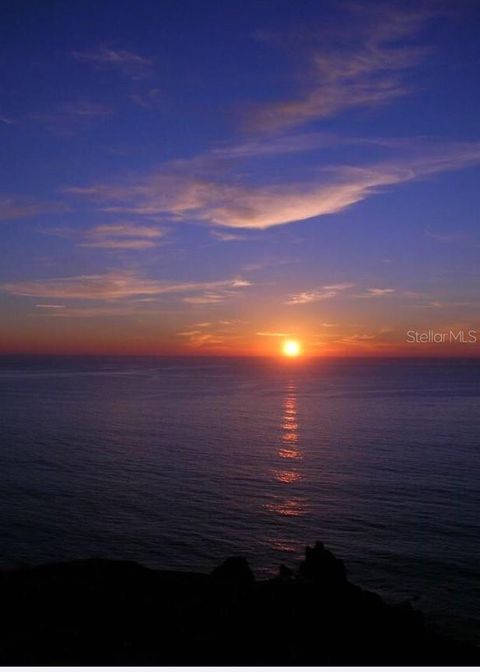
1 0 480 356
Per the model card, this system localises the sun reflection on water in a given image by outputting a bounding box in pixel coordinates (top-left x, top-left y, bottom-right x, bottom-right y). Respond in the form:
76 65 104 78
266 381 308 520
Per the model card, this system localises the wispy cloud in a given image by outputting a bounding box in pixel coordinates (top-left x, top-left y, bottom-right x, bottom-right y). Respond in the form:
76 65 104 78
34 304 65 309
286 290 335 304
362 287 396 297
425 227 469 243
257 331 290 337
182 279 251 304
324 282 356 291
72 47 153 79
2 272 252 301
66 140 480 229
335 329 393 344
210 230 248 242
178 320 247 349
33 304 148 318
286 282 354 304
177 331 226 348
80 239 157 250
0 195 68 221
32 100 112 135
354 288 425 299
129 88 162 108
423 300 472 309
248 4 440 133
182 293 225 304
79 223 167 250
209 132 337 159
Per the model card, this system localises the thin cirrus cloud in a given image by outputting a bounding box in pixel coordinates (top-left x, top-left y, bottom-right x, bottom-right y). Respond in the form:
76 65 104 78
286 283 354 304
178 320 246 348
209 230 248 242
177 330 226 349
129 88 163 109
182 293 225 304
424 227 469 243
0 196 68 221
79 223 167 249
208 132 338 159
34 304 65 309
364 288 396 297
72 47 153 79
335 330 392 345
34 305 141 318
31 100 113 135
248 4 439 133
2 272 251 302
65 140 480 230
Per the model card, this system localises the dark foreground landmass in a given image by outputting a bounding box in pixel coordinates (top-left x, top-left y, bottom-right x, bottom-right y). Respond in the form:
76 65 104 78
1 542 478 665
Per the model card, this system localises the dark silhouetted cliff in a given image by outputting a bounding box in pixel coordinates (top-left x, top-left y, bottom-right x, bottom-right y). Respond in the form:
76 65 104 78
1 542 478 665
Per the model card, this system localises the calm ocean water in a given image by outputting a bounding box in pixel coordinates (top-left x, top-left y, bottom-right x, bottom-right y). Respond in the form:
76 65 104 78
1 356 479 644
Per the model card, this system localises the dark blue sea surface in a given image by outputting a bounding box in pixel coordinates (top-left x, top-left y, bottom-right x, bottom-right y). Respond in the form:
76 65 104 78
1 356 479 644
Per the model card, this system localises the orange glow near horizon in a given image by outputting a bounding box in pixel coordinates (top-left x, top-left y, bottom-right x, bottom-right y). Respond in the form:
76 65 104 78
3 323 480 358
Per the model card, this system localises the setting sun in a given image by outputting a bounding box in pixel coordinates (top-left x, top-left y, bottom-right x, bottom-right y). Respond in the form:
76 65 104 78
282 339 302 357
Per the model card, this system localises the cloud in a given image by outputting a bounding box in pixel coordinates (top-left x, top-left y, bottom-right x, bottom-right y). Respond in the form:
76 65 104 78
182 279 250 304
72 47 152 79
32 101 112 135
210 230 248 242
209 132 337 159
0 115 14 125
78 222 167 250
256 331 290 337
68 168 380 228
286 290 336 304
323 282 355 291
66 140 480 229
355 288 425 299
2 271 252 301
336 330 392 344
177 320 234 348
129 89 162 108
182 293 225 304
0 196 68 221
248 5 440 132
286 282 354 304
177 330 226 348
80 239 158 250
424 300 472 309
178 321 246 348
57 101 112 118
33 305 142 318
425 227 469 243
363 288 396 297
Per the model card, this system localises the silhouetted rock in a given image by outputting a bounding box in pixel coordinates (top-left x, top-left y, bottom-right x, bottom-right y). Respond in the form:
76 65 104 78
0 543 477 665
278 563 294 580
298 540 347 584
211 556 254 586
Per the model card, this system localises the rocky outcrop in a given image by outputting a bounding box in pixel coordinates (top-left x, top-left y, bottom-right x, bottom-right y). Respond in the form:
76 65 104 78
0 542 477 665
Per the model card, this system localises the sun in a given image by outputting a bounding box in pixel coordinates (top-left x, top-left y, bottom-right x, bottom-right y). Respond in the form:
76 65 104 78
282 339 302 358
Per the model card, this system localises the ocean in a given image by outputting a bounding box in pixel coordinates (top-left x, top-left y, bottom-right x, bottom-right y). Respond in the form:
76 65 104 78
1 356 479 644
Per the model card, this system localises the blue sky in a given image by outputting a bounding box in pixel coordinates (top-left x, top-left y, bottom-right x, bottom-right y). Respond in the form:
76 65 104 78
1 0 480 355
